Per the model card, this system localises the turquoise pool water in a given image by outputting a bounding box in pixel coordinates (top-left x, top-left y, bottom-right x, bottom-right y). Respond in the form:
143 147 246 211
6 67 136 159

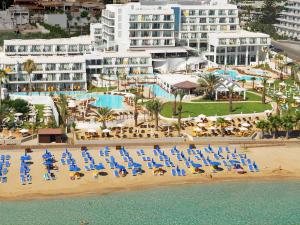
214 70 262 81
0 181 299 225
76 93 124 109
11 91 86 96
138 84 174 99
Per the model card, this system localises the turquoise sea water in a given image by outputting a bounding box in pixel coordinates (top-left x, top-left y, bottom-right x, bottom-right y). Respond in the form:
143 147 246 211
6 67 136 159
1 181 299 225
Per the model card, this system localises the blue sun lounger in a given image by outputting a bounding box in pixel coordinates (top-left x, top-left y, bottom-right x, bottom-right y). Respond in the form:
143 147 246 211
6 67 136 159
1 176 7 183
85 165 90 171
109 163 115 169
214 153 219 160
60 158 66 165
202 158 209 166
2 168 8 175
5 155 11 160
147 162 153 169
170 149 175 155
181 169 186 176
159 156 164 161
254 163 259 172
170 161 175 167
140 150 145 155
105 158 110 163
132 170 137 176
177 169 182 176
20 175 25 185
128 163 132 169
195 155 201 160
114 170 119 177
171 169 176 176
241 158 246 166
165 161 171 167
5 161 10 167
231 153 236 159
225 147 230 153
153 150 158 156
248 164 254 172
84 158 89 163
136 150 141 156
177 155 182 161
185 161 190 168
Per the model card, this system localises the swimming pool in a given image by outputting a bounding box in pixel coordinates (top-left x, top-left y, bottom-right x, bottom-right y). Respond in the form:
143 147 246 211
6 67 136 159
76 93 125 109
249 68 266 75
136 84 175 100
11 91 86 96
214 70 262 81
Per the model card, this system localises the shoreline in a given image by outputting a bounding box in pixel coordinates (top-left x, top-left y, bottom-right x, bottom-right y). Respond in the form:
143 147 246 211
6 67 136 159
2 174 299 202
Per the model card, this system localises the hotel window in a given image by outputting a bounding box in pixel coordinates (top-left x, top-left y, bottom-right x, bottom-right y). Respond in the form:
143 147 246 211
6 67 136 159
199 10 206 15
199 18 206 23
240 38 247 44
142 40 150 46
260 38 267 44
219 18 226 23
141 15 151 21
43 45 52 52
220 25 227 31
181 25 188 31
249 38 256 44
189 10 196 16
217 47 225 53
31 45 42 52
163 15 172 21
189 18 196 23
56 45 66 52
152 15 160 21
130 40 138 46
229 39 237 45
141 23 150 29
103 58 113 65
191 33 197 39
141 31 150 37
218 10 226 16
201 33 207 38
153 40 160 45
73 73 83 81
72 63 82 70
163 31 172 37
219 39 227 45
230 25 237 31
181 17 187 23
59 63 70 70
129 23 139 29
130 31 139 37
190 25 197 31
18 45 28 52
164 39 172 45
227 47 236 52
45 64 56 71
129 15 137 21
229 18 235 23
152 23 160 29
35 64 43 71
115 58 124 65
152 31 160 37
228 10 236 15
68 45 78 52
209 18 216 23
60 73 70 81
140 58 147 64
208 10 215 16
163 23 172 29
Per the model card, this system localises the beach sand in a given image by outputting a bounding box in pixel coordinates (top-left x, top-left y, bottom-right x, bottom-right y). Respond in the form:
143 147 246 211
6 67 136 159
0 143 299 201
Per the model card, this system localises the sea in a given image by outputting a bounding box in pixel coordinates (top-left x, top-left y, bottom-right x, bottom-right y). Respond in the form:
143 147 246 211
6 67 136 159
0 180 299 225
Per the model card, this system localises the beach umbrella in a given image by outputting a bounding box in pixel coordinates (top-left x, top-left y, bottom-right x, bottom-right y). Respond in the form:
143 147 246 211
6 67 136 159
197 123 206 127
208 117 217 122
102 129 111 133
209 126 217 130
276 91 283 96
224 116 232 121
20 128 29 133
239 127 248 131
234 148 237 154
225 126 234 131
241 122 250 127
14 112 23 117
279 82 286 86
194 127 202 132
197 114 206 119
227 154 229 160
87 128 96 133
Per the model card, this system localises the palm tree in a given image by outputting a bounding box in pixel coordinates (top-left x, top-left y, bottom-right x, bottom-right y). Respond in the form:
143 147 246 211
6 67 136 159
228 86 234 113
116 71 120 91
268 115 281 139
256 120 269 139
281 115 293 139
0 69 7 109
95 107 113 128
250 76 256 90
261 77 268 104
294 111 300 129
57 94 69 130
176 90 185 136
172 90 178 115
133 96 140 127
274 95 281 115
146 99 163 131
198 73 221 100
216 117 227 136
23 59 37 95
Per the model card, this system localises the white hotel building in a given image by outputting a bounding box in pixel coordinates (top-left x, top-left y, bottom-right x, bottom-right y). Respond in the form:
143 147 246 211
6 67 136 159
0 0 270 93
275 0 300 40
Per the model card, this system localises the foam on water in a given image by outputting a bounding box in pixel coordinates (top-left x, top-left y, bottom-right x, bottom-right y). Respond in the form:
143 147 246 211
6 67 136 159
1 180 299 225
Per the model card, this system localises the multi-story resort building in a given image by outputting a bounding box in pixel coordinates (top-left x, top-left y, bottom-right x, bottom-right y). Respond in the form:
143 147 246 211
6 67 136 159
0 0 270 93
275 0 300 40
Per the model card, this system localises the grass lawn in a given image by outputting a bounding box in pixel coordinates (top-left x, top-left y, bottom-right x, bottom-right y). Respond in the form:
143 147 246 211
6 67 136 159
88 86 117 93
191 91 261 102
161 102 272 118
35 104 45 120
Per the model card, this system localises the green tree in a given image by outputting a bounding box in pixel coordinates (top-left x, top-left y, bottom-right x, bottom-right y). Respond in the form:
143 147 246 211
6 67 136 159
96 107 113 128
57 94 69 129
133 95 140 127
176 90 185 136
228 86 234 113
268 115 281 138
23 59 37 95
281 115 293 139
261 77 268 104
198 73 221 100
172 90 178 115
0 69 7 109
256 120 269 139
250 76 256 90
146 99 163 131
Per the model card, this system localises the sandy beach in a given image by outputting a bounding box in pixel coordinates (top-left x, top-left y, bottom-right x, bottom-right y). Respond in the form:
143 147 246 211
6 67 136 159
0 143 299 201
